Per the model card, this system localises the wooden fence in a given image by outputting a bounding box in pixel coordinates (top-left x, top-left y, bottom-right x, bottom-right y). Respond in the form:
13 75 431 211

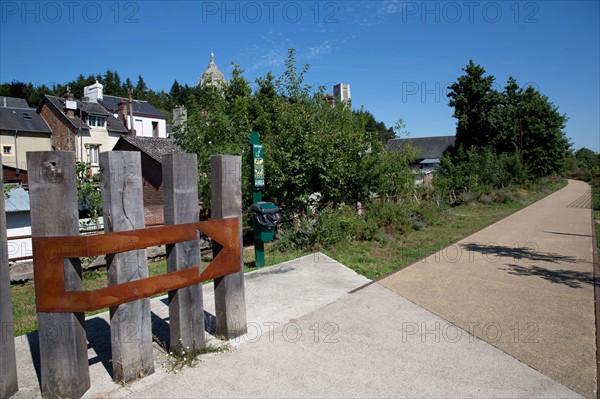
1 151 247 398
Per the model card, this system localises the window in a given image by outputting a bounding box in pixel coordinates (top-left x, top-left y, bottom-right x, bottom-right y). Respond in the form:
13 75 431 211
152 121 159 137
21 112 32 120
88 144 100 166
86 115 106 127
3 145 12 155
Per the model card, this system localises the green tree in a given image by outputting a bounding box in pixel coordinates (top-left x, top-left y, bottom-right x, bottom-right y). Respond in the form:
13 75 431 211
134 75 148 100
574 147 599 174
447 60 500 150
174 49 387 216
448 61 570 179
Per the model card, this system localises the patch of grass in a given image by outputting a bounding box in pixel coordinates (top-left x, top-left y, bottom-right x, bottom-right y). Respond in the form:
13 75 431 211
322 182 566 280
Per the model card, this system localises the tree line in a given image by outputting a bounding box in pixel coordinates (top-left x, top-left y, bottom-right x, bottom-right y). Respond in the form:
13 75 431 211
436 60 579 198
0 66 395 146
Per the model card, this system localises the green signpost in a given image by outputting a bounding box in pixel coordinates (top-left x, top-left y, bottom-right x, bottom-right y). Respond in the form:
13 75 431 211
250 132 265 267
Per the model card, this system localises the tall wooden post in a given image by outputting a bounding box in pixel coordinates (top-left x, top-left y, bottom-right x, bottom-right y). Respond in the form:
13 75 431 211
163 153 205 349
27 151 90 398
0 154 18 398
100 151 154 382
211 155 247 338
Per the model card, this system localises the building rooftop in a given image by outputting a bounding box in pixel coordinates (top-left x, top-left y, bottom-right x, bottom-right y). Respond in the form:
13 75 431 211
387 136 456 160
4 185 30 213
0 96 30 108
99 95 166 119
115 136 184 164
420 158 441 164
0 107 52 134
40 95 128 134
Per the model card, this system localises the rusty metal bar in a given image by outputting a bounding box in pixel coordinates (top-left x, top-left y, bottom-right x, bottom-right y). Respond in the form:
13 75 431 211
32 217 240 313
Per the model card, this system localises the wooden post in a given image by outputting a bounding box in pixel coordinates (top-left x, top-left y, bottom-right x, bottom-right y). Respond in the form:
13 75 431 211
211 155 247 338
100 151 154 382
27 151 90 398
0 154 18 398
163 153 205 349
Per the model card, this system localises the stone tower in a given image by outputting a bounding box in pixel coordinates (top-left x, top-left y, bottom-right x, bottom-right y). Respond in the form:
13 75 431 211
199 52 226 87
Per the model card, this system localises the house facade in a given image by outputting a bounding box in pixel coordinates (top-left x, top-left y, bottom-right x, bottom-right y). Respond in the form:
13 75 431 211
37 91 129 170
386 135 456 171
83 81 168 138
387 135 456 185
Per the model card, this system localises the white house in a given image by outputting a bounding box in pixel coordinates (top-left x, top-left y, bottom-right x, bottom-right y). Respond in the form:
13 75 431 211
84 81 168 139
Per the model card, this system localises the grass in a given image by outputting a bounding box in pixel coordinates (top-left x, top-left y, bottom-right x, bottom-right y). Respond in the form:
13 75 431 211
317 181 566 280
10 179 566 337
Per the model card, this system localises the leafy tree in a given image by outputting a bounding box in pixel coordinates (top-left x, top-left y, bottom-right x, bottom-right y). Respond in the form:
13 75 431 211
354 110 395 143
174 49 386 216
447 60 500 150
102 69 126 97
447 61 570 179
134 75 148 100
574 147 600 174
3 184 15 200
517 86 569 177
76 161 102 226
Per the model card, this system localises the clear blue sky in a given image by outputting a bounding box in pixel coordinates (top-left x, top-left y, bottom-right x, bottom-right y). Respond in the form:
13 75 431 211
1 0 598 151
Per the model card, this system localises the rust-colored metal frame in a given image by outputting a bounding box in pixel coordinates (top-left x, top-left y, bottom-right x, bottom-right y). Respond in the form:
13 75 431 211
32 218 240 312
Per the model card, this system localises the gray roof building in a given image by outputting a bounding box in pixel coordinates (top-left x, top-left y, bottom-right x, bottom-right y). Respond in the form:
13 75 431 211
39 95 129 134
387 136 456 161
99 95 166 119
0 107 52 133
114 136 183 163
0 96 30 108
112 136 185 208
4 185 30 213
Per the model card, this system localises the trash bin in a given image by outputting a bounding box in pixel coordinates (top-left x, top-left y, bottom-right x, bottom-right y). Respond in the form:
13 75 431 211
251 201 279 242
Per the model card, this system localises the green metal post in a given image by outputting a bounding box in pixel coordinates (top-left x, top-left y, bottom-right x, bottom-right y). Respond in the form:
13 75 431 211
250 132 265 267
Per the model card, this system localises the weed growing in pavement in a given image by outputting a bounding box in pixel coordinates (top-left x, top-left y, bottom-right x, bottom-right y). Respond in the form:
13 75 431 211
154 337 231 373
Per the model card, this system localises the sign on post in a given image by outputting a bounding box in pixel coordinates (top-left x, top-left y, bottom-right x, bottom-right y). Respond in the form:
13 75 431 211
252 144 265 189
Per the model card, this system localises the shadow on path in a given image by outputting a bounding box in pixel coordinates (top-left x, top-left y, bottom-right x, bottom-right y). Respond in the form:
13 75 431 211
502 264 594 289
461 243 579 264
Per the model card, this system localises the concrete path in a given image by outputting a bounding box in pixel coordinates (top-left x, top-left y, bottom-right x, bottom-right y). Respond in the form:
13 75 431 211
10 253 582 398
380 179 596 398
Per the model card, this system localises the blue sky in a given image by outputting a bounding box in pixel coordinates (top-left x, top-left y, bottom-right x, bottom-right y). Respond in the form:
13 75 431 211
1 0 598 151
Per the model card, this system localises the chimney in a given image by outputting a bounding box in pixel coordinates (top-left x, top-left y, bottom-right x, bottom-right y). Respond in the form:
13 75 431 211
64 88 77 118
117 98 129 129
127 88 136 136
83 80 104 103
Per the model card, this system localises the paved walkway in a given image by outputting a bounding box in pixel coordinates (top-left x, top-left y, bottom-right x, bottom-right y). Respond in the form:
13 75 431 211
380 179 596 398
